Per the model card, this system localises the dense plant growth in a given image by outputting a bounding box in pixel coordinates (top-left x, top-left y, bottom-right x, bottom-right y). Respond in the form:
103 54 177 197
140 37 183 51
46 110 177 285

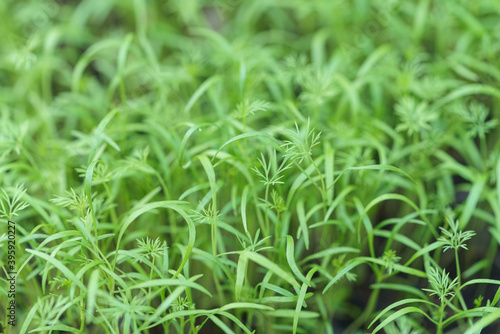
1 0 500 333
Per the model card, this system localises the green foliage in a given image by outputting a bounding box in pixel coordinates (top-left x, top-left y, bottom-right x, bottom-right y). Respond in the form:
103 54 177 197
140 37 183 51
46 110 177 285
438 212 476 252
422 266 459 302
1 0 500 333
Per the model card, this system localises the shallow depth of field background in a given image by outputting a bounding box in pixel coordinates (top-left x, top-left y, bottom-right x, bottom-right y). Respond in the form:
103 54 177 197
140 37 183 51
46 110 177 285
1 0 500 333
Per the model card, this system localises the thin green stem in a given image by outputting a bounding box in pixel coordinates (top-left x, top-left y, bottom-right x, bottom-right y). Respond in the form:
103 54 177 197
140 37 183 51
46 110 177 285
436 302 445 334
454 248 473 328
264 184 270 237
148 257 156 304
212 218 217 256
308 153 327 216
479 133 487 166
274 211 281 250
